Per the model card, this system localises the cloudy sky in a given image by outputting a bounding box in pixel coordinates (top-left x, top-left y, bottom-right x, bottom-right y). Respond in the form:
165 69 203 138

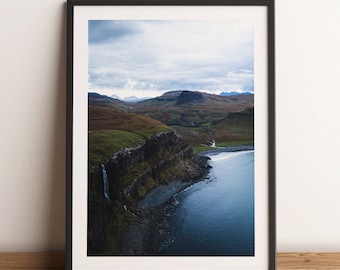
88 20 253 99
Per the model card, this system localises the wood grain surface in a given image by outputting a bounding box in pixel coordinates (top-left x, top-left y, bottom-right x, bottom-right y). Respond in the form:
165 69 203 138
1 252 340 269
0 252 64 269
277 253 340 269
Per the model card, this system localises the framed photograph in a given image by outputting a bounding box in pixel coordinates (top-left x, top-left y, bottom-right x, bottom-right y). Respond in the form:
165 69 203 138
67 0 275 269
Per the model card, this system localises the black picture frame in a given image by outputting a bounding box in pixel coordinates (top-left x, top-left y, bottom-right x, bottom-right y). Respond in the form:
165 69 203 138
67 0 275 269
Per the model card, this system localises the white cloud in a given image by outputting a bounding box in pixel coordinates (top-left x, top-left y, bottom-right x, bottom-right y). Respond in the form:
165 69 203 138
88 20 253 97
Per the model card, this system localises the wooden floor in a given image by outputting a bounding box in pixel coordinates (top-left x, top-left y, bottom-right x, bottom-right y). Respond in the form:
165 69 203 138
1 252 340 269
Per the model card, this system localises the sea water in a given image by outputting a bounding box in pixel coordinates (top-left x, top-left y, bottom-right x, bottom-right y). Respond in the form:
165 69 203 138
159 150 254 255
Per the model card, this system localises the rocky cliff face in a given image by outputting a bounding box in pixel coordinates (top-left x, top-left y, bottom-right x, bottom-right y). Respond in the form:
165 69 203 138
88 131 208 255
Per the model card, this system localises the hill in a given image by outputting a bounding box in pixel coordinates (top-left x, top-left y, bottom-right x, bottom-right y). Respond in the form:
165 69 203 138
88 91 254 150
89 105 170 135
88 105 171 167
88 92 132 111
130 90 254 149
136 90 253 109
220 91 253 96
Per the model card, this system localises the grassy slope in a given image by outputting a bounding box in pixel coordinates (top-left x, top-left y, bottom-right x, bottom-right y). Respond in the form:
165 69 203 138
130 94 254 148
89 130 144 167
88 106 172 167
88 93 254 166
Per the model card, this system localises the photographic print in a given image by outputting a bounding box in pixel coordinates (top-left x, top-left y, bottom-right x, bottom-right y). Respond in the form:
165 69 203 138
88 19 255 256
67 2 275 269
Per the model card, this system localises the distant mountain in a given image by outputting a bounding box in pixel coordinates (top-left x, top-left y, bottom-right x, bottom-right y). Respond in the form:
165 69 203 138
88 92 131 111
136 90 253 108
88 90 254 153
129 90 254 146
177 91 205 105
109 94 151 102
123 96 151 102
220 91 253 96
110 94 121 99
89 92 111 99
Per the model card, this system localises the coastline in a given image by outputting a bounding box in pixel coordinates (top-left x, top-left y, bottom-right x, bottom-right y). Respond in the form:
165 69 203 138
197 144 254 157
120 180 196 254
120 144 254 255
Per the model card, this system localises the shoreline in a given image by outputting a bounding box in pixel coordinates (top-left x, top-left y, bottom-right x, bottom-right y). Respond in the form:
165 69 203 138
197 144 254 157
120 144 254 255
120 180 196 255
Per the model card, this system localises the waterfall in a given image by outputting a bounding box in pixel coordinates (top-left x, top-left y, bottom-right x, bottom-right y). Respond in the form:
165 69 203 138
101 164 110 200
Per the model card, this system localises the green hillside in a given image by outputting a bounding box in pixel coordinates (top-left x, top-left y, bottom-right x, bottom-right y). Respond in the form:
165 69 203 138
129 91 254 149
88 106 171 167
88 91 254 156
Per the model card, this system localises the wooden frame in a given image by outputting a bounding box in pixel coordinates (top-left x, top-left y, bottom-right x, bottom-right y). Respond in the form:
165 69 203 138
67 0 275 269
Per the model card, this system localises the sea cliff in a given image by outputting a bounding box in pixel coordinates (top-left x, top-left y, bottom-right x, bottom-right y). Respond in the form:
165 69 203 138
87 131 209 255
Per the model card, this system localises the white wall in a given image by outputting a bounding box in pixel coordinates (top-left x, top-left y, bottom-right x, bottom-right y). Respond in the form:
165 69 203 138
276 0 340 251
0 0 66 251
0 0 339 252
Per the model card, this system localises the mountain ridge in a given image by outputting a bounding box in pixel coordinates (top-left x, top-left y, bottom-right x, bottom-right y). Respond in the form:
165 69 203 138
88 90 254 149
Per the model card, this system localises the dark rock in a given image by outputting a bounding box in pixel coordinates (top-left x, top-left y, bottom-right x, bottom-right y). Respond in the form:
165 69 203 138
87 131 208 255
